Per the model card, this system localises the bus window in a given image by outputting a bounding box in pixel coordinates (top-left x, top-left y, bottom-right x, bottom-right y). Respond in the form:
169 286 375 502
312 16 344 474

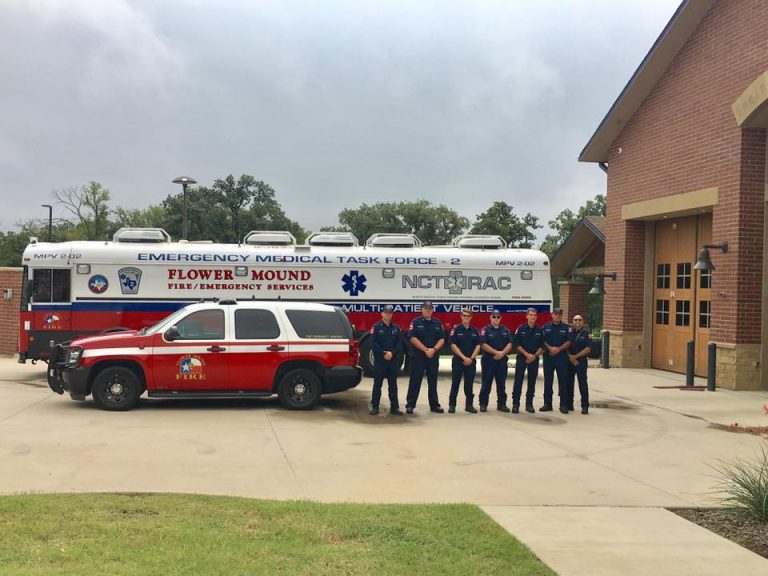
20 266 29 309
32 269 71 303
33 269 52 302
52 269 71 302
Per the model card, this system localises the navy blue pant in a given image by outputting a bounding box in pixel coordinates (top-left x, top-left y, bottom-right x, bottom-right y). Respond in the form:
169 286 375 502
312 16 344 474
449 357 476 407
542 353 569 408
512 354 539 405
567 359 589 409
479 355 508 407
406 352 440 409
371 356 400 411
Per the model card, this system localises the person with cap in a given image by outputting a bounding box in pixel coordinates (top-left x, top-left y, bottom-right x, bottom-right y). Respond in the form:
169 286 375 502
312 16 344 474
406 301 445 414
369 304 404 416
541 307 572 413
512 307 544 413
448 307 481 413
567 314 592 414
478 309 513 412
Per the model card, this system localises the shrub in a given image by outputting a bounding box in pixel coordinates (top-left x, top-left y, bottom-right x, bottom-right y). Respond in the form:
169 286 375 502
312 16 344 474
714 448 768 523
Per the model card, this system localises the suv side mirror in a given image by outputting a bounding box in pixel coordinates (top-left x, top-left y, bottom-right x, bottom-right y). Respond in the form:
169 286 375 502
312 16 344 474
164 326 180 341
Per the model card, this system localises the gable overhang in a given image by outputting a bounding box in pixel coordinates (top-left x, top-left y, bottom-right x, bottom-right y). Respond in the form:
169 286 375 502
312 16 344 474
579 0 716 163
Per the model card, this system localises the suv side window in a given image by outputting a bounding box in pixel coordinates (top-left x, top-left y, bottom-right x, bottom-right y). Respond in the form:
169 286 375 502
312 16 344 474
285 309 353 339
235 309 280 339
175 309 225 340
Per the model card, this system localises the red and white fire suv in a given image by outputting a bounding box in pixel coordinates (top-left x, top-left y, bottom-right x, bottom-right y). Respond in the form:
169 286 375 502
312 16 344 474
49 300 362 410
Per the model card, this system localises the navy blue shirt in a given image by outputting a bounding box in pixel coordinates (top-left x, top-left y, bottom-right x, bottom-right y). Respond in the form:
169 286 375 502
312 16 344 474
480 324 512 357
569 328 592 356
513 322 544 355
409 316 444 349
543 321 571 356
450 324 481 357
369 320 402 359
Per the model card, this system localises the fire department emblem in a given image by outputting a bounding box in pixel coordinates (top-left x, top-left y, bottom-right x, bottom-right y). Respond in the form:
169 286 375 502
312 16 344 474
176 355 206 380
118 267 142 294
43 314 61 329
88 274 109 294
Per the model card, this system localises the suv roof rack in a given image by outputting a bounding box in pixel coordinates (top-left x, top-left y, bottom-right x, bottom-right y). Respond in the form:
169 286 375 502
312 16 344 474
451 234 507 249
366 233 422 248
243 230 296 246
306 232 359 247
113 227 171 243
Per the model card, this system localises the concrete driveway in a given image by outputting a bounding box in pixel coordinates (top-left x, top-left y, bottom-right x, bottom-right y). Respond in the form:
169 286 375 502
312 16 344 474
2 357 767 575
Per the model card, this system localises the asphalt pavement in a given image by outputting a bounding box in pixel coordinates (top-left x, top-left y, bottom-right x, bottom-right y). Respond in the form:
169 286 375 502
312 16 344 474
1 356 766 574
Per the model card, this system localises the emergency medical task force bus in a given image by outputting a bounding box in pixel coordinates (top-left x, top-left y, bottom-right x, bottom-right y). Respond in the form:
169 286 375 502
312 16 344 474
20 228 553 373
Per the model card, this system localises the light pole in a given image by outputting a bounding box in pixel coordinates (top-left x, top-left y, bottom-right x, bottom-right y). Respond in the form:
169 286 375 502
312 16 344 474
172 176 197 240
41 204 52 242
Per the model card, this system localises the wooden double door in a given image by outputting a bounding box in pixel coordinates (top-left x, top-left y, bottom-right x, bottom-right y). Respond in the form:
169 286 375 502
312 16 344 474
652 214 712 376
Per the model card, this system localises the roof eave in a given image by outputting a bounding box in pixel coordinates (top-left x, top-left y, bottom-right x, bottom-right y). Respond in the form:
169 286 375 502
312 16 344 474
578 0 715 163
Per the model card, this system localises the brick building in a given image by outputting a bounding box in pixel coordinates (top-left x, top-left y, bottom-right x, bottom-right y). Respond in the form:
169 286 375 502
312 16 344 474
580 0 768 390
0 268 23 356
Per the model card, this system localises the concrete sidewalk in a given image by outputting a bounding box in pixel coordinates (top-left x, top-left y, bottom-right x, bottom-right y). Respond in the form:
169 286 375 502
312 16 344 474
1 355 766 574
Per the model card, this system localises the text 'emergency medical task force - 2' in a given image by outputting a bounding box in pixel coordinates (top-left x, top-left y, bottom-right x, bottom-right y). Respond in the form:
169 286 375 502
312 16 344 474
368 303 592 417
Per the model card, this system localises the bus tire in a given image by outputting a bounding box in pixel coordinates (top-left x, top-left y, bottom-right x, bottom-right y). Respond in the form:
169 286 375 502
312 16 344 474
277 368 321 410
359 338 375 377
91 366 142 411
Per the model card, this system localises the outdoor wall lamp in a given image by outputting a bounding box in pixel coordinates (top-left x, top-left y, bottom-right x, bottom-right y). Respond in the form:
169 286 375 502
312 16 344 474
589 272 617 295
693 241 728 272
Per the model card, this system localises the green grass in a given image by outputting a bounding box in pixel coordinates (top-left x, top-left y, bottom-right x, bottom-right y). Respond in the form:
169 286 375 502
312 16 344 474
714 447 768 523
0 494 554 576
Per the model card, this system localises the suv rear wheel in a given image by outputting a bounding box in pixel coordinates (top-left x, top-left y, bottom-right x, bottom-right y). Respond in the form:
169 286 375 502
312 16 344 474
277 368 321 410
92 366 142 411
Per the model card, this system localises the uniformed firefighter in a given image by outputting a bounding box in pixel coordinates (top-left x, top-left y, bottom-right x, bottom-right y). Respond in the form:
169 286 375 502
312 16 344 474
512 307 544 413
479 309 512 412
406 301 445 414
369 304 403 416
448 308 481 413
541 307 571 413
567 314 592 415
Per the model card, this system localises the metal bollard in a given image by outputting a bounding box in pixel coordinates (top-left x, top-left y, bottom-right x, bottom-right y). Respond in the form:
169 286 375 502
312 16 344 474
707 342 717 391
600 330 610 369
685 340 695 386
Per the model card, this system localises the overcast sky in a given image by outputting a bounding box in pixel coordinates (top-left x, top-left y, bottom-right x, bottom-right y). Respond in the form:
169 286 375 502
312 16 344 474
0 0 680 238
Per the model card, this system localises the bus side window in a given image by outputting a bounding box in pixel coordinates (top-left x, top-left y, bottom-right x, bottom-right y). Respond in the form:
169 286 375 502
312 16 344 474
33 269 53 302
52 269 71 302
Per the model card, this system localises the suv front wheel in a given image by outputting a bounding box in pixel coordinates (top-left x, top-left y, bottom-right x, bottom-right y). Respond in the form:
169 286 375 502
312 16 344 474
277 368 321 410
91 366 142 411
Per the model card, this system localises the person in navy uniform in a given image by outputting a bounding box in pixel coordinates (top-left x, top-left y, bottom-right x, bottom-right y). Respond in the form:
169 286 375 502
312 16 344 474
567 314 592 414
406 301 445 414
448 308 481 413
541 307 572 413
369 304 404 416
478 309 512 412
512 307 544 413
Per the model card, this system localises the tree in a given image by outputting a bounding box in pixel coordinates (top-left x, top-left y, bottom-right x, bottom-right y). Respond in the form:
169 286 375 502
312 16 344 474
540 194 606 256
336 200 469 245
51 181 113 240
112 206 167 230
469 201 541 248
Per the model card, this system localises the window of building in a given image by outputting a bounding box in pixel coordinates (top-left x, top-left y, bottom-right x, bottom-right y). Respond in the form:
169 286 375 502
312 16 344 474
700 268 711 289
676 263 692 289
656 263 671 289
655 299 670 325
699 300 711 329
675 300 691 326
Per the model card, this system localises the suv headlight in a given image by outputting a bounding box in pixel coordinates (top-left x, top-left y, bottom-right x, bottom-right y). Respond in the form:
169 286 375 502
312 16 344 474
66 346 84 366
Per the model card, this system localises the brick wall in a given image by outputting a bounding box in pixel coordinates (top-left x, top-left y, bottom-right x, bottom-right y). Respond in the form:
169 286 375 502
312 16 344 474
605 0 768 346
0 268 23 356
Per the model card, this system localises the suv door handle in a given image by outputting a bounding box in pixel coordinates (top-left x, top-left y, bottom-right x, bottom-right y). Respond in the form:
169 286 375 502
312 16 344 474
267 345 285 352
207 346 226 352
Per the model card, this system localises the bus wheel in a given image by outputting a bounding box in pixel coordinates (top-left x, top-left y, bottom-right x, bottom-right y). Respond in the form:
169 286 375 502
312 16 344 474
92 367 141 411
359 339 375 377
277 368 321 410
